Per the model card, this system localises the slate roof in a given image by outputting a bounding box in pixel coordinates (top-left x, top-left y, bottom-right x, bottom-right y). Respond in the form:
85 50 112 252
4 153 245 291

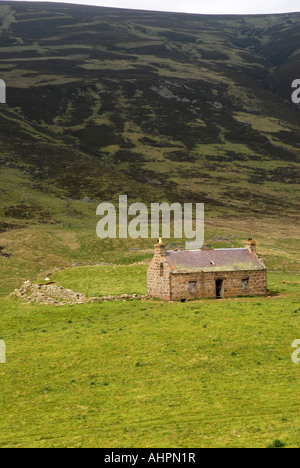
165 248 265 273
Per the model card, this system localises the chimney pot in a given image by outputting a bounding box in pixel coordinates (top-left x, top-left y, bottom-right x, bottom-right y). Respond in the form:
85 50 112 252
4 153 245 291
155 238 165 257
244 238 256 255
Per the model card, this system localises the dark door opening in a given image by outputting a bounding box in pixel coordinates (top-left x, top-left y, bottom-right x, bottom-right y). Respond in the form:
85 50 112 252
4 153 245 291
216 280 223 299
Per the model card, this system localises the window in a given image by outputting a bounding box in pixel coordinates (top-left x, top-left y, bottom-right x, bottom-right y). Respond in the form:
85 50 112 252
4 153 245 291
242 279 249 292
160 263 164 277
189 281 196 294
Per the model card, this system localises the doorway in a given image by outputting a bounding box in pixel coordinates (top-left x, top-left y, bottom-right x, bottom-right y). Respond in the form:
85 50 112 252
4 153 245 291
216 280 223 299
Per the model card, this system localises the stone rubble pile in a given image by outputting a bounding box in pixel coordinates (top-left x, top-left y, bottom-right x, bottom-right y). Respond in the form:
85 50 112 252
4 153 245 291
11 281 147 305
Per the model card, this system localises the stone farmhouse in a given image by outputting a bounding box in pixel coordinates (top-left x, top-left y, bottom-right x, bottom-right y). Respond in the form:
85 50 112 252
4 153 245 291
147 238 267 301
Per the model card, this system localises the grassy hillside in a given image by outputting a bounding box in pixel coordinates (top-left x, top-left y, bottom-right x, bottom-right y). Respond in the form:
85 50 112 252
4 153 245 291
0 3 299 448
0 3 299 295
0 214 299 297
0 2 299 218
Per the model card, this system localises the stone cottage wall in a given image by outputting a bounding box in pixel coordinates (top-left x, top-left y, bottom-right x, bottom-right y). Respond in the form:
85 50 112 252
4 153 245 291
170 269 267 301
147 243 171 300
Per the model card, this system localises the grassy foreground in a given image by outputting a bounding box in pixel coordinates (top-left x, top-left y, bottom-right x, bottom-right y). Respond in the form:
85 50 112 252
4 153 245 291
0 270 299 448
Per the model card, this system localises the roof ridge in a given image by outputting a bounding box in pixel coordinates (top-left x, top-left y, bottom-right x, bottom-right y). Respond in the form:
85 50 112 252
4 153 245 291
166 247 247 253
164 246 264 272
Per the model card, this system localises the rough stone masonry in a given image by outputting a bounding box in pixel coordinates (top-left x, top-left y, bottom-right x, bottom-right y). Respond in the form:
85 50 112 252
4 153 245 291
147 238 267 301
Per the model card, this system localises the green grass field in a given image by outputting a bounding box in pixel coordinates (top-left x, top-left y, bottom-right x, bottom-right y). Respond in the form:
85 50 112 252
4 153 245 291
0 2 299 448
0 267 299 448
50 264 148 297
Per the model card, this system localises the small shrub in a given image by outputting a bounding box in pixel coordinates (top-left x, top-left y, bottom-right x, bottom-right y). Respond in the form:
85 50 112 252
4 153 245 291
266 439 286 448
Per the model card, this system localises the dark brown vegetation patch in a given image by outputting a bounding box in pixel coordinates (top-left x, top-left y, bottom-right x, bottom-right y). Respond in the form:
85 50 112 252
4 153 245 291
4 203 53 221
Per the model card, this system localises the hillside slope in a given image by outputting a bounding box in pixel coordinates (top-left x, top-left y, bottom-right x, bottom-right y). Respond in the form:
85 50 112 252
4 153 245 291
0 3 299 293
0 2 299 218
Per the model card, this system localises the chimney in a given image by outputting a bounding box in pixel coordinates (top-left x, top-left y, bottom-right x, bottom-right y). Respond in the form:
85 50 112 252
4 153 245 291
154 238 166 258
244 238 256 255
